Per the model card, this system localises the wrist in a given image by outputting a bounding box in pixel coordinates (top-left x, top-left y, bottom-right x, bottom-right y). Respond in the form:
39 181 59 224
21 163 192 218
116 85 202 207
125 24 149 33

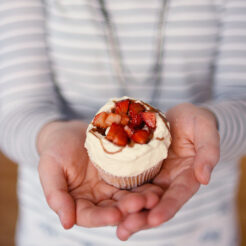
37 121 65 154
37 120 88 154
199 107 219 130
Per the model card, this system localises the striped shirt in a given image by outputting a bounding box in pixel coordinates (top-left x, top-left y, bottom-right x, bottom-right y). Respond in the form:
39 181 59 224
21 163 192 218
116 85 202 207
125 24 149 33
0 0 245 245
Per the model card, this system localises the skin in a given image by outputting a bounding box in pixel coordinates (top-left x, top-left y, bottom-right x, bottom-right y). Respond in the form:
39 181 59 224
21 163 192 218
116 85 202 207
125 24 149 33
37 103 220 240
38 121 162 229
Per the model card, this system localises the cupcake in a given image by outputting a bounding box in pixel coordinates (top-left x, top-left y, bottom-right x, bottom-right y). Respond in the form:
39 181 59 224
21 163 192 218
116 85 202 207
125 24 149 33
84 97 171 189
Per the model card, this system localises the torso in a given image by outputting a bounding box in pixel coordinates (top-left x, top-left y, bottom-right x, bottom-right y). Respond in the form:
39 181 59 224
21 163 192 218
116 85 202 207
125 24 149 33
44 0 222 119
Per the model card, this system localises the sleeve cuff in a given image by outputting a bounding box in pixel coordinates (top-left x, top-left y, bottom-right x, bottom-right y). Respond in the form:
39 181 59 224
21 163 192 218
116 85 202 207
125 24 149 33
200 100 246 162
0 108 66 166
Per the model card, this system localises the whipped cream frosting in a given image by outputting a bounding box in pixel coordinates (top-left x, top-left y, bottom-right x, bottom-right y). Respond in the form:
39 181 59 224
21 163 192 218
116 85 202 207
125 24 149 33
84 97 171 177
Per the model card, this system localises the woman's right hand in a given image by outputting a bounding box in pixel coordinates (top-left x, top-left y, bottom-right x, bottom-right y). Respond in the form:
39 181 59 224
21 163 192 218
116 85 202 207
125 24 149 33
37 120 162 230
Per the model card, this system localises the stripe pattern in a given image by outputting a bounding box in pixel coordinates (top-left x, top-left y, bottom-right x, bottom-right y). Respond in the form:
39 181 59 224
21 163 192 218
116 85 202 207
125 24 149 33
0 0 245 245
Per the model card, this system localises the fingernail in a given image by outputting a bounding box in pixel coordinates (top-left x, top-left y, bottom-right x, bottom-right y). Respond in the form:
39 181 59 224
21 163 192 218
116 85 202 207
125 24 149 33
203 165 212 184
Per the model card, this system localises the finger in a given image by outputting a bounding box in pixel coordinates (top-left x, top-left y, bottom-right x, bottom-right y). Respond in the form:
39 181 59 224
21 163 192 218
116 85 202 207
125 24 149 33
116 193 147 216
194 116 220 184
148 168 200 227
115 185 162 216
76 199 122 227
194 144 220 184
38 156 75 229
97 199 116 207
133 184 163 209
117 211 149 241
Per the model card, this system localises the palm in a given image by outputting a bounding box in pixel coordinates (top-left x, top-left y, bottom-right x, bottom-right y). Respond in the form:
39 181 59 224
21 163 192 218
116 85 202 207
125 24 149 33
39 104 220 240
70 160 118 205
67 159 128 227
63 159 121 227
151 149 199 222
116 104 220 240
39 121 161 229
152 123 202 218
116 147 200 240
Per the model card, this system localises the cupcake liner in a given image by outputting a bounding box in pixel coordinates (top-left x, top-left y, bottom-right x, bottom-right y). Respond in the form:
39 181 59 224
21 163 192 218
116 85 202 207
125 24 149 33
92 161 163 189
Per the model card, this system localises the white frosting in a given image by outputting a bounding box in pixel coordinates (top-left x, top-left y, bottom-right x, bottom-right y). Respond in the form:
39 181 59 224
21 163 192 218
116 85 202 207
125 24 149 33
84 97 171 177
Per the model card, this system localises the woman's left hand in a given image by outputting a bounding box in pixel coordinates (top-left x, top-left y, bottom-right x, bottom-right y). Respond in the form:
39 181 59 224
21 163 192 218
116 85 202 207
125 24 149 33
116 103 220 240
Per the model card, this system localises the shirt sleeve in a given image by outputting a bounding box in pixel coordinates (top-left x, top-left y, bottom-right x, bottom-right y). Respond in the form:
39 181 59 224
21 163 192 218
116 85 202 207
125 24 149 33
0 0 66 165
202 0 246 162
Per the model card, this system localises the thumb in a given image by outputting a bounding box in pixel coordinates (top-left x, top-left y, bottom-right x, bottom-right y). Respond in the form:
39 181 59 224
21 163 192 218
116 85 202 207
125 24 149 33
38 155 76 229
194 145 220 185
193 114 220 185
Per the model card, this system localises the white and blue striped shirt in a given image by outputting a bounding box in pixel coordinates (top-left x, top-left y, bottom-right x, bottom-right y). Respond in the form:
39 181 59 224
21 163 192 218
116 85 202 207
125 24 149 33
0 0 245 245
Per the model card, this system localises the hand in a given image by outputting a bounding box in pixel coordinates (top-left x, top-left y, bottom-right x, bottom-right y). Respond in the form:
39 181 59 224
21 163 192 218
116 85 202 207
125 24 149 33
37 121 162 229
116 103 220 240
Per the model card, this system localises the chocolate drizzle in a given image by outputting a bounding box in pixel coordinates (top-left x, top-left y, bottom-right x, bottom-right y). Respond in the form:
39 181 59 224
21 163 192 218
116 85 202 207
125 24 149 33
89 129 124 154
94 127 106 136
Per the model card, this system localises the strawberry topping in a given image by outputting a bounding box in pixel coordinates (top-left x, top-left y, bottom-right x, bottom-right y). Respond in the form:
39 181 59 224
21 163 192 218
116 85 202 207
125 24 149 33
124 125 134 137
131 130 150 144
130 113 143 127
105 113 121 127
93 112 108 128
92 99 158 146
120 114 130 125
128 102 145 116
128 102 145 128
141 112 156 129
115 99 130 114
106 123 128 146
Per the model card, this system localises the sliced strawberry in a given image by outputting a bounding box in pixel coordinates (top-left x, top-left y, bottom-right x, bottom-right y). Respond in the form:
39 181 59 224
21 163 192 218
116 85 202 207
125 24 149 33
93 112 108 128
124 125 134 137
115 99 130 114
120 114 130 125
128 102 145 127
105 113 121 127
106 123 120 141
141 112 156 129
128 102 145 116
114 131 128 146
106 123 128 146
131 129 150 144
130 113 143 127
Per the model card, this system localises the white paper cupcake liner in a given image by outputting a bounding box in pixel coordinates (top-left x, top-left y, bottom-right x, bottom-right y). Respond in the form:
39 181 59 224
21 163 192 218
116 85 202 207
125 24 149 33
92 161 163 189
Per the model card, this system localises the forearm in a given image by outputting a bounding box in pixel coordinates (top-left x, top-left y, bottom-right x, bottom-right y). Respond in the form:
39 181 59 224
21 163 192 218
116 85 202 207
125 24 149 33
0 0 65 164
